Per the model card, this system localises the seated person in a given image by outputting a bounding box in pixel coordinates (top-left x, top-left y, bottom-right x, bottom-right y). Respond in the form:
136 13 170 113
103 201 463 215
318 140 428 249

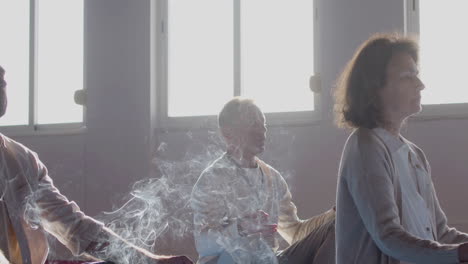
190 97 335 264
0 65 192 264
334 33 468 263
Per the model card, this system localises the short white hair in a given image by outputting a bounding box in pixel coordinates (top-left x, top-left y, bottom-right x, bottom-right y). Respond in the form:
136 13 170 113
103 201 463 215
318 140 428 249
218 97 260 130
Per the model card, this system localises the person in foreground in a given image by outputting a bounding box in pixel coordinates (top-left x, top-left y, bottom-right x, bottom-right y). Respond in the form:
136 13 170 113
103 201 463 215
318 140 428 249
0 65 193 264
334 33 468 264
190 97 335 264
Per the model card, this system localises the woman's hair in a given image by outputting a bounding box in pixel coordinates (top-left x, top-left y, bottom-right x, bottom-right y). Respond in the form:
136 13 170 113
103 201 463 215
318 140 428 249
333 33 419 129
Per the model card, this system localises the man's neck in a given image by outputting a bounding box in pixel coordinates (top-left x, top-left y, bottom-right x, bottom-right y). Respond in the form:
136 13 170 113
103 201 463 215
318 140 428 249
226 149 257 168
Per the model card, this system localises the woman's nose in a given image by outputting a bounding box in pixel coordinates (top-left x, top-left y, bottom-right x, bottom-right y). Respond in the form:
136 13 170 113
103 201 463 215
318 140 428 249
416 76 425 90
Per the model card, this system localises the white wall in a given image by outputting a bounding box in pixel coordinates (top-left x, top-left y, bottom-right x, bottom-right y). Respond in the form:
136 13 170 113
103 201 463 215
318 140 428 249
10 0 468 258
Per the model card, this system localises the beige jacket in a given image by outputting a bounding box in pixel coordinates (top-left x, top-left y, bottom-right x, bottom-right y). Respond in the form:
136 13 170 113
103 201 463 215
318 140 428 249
336 128 468 264
0 134 103 264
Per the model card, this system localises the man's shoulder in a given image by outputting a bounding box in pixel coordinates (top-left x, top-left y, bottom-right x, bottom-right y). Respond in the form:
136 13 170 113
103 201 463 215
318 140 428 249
256 158 281 176
202 154 235 174
0 133 37 159
195 155 235 185
256 158 290 191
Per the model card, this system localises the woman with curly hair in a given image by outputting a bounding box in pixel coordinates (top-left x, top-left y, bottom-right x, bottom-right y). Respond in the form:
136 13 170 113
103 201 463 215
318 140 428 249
334 33 468 264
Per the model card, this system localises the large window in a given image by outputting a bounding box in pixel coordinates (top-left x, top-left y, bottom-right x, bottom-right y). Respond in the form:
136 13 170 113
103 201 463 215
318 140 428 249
0 0 84 130
160 0 318 123
407 0 468 109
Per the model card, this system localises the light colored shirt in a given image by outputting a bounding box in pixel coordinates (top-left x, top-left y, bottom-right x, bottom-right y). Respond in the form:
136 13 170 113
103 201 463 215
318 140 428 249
336 127 468 264
0 134 103 264
191 153 326 264
398 144 434 238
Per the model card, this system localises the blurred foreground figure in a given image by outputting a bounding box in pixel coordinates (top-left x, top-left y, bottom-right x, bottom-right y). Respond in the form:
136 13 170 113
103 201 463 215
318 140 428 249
191 97 335 264
0 65 193 264
334 33 468 264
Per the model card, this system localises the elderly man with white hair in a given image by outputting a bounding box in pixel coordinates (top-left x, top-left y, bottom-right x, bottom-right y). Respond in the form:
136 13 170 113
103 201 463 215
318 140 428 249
190 97 335 264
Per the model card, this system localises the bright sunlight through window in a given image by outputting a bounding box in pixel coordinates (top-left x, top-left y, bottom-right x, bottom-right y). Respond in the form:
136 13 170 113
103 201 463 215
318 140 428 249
0 0 30 126
37 0 84 124
241 0 314 113
0 0 84 127
168 0 234 117
419 1 468 105
167 0 315 117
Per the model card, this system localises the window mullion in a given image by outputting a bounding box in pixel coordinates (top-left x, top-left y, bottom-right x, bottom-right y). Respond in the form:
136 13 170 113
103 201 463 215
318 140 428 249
29 0 38 129
83 0 88 127
404 0 419 35
233 0 241 97
160 0 168 125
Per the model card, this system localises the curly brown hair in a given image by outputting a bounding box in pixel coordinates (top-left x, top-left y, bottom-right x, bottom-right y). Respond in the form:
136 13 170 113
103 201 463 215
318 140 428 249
334 33 419 129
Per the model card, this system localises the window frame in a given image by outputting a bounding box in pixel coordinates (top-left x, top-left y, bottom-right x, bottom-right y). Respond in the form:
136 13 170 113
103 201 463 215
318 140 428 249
0 0 86 136
155 0 322 131
405 0 468 121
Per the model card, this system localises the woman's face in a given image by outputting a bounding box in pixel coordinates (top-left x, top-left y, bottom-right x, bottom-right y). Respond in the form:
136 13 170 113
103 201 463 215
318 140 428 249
379 52 425 124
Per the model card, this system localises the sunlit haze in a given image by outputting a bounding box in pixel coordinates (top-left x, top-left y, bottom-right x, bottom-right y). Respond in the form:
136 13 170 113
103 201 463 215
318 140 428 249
168 0 314 117
0 0 30 125
37 0 84 124
0 0 83 126
419 1 468 105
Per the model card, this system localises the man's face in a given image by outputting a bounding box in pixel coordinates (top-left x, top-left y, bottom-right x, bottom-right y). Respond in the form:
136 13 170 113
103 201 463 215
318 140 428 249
231 106 267 157
0 66 7 117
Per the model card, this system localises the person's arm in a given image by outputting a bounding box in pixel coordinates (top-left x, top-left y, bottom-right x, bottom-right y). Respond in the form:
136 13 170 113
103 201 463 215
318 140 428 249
414 147 468 245
30 154 104 255
431 180 468 244
84 227 192 264
345 133 459 264
29 152 192 264
276 174 335 245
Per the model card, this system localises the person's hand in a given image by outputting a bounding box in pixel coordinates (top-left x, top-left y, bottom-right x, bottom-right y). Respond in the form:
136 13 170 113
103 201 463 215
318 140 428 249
154 255 193 264
238 210 277 236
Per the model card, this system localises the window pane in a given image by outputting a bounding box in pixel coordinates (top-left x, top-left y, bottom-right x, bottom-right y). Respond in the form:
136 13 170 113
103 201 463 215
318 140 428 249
419 1 468 105
0 0 30 126
37 0 84 124
241 0 314 113
168 0 233 117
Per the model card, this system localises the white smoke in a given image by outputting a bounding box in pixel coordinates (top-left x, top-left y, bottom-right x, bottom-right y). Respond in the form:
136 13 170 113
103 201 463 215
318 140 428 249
21 127 297 263
93 130 225 262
